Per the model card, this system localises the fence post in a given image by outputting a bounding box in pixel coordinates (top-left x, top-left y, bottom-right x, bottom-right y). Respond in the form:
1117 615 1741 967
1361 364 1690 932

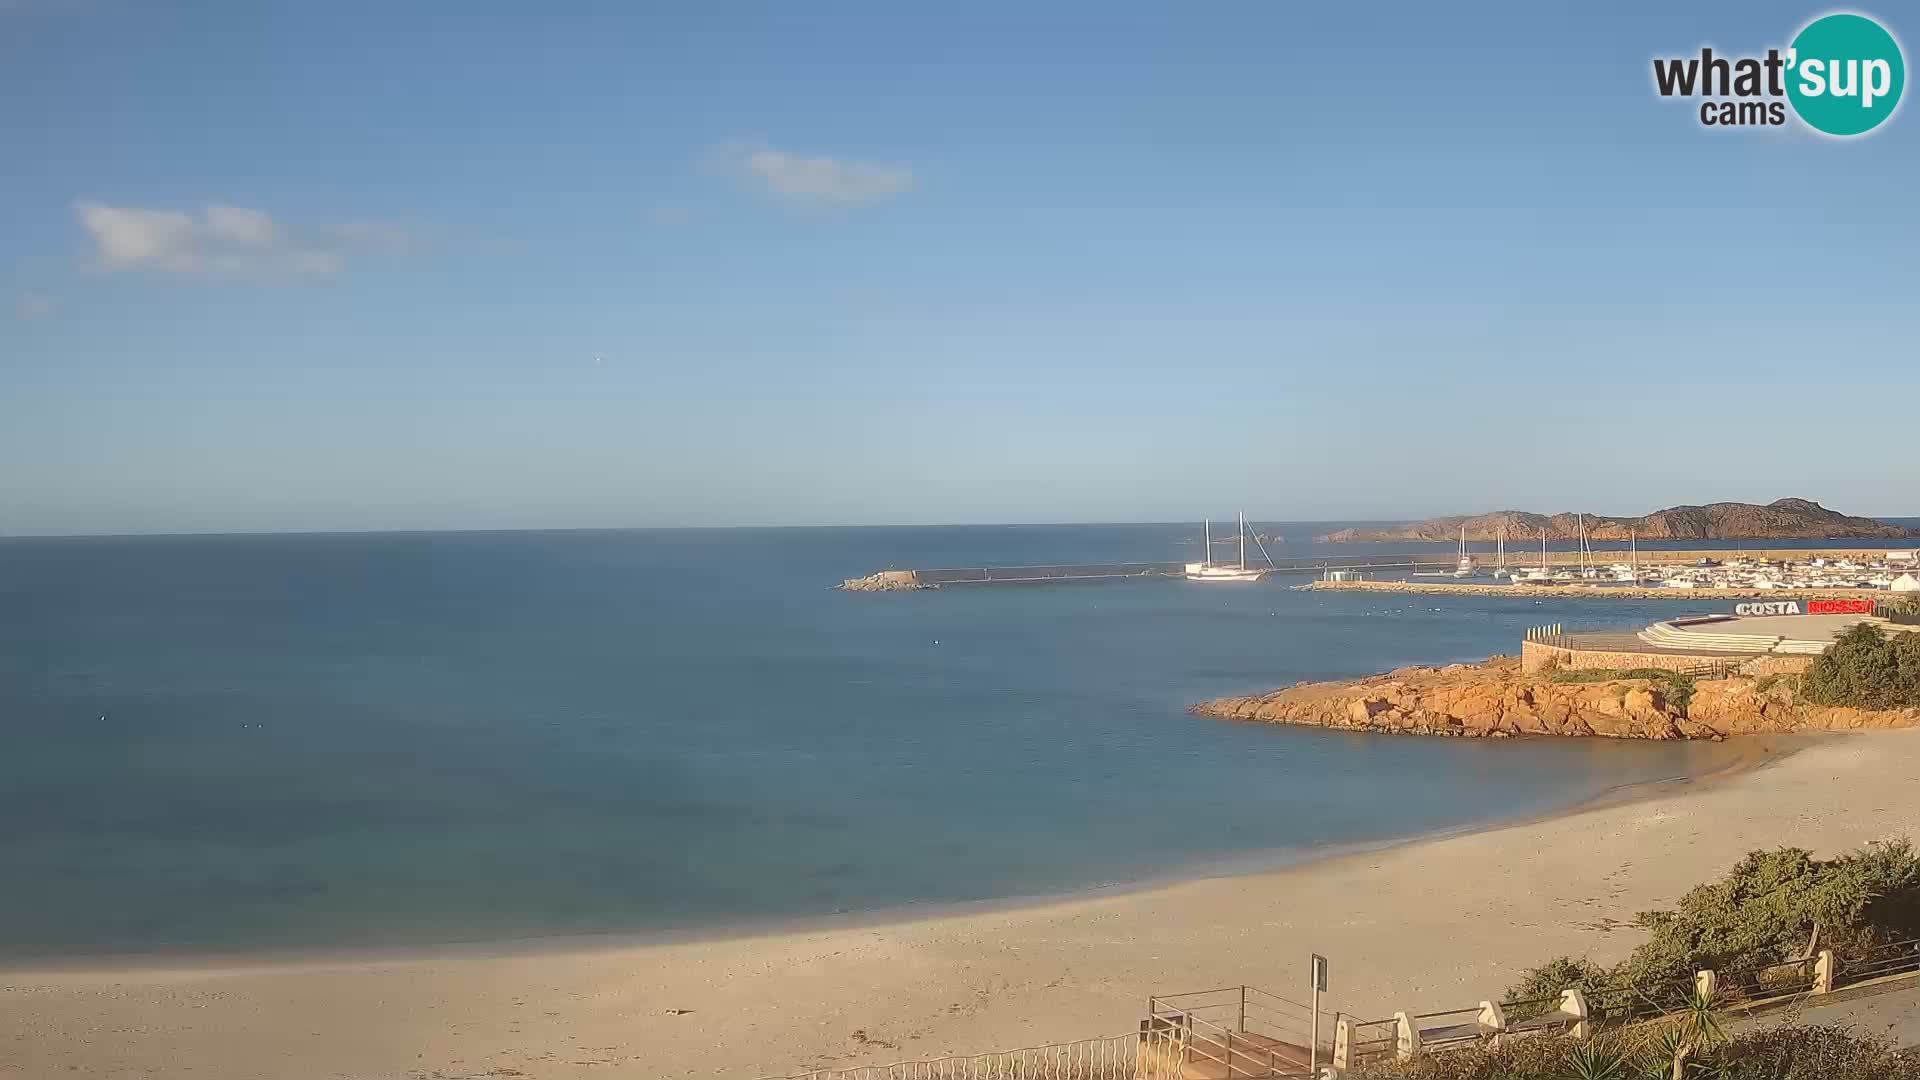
1561 988 1592 1041
1394 1011 1421 1061
1694 969 1718 1000
1332 1018 1353 1072
1477 1000 1507 1046
1814 949 1836 994
1238 985 1246 1033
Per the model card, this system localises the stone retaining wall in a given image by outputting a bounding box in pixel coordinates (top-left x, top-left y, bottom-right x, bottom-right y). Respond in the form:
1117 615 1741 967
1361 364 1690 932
1519 640 1812 676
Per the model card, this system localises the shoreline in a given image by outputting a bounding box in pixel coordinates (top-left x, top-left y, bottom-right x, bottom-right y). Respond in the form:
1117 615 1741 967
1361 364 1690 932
0 732 1789 981
6 736 1872 1080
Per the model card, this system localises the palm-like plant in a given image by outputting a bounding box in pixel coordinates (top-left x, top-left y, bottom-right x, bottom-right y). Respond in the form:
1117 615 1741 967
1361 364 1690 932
1631 984 1726 1080
1561 1038 1633 1080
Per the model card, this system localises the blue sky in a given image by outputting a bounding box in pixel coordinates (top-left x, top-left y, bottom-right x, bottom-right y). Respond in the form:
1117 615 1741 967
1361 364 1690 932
3 1 1916 534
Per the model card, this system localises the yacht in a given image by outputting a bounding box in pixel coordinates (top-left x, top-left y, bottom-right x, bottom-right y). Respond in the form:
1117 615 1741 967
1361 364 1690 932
1453 526 1474 577
1186 514 1266 583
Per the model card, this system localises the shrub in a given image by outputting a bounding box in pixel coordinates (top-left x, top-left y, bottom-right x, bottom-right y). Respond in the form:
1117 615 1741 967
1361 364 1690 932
1801 622 1920 708
1625 840 1920 986
1498 841 1920 1018
1504 956 1619 1020
1348 1032 1635 1079
1350 1025 1920 1080
1713 1023 1920 1080
1547 669 1698 711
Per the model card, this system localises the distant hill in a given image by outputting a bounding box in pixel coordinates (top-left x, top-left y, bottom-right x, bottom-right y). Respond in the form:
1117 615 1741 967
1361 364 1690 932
1318 499 1917 543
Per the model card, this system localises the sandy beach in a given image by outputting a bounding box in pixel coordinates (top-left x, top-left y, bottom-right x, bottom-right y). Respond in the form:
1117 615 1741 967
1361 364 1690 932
6 730 1920 1079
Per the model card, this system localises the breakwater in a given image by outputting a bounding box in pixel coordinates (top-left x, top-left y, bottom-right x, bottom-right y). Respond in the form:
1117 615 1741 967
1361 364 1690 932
840 548 1914 592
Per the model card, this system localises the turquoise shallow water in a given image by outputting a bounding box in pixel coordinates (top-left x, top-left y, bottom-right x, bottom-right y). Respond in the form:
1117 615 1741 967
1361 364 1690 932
0 523 1890 960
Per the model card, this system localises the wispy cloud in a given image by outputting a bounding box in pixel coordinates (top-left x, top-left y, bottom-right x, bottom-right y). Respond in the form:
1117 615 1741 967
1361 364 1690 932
73 202 414 278
709 141 915 205
14 292 58 319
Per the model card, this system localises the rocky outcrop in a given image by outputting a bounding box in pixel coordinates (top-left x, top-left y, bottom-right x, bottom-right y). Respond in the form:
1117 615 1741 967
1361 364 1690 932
1688 676 1920 734
1190 658 1920 739
1318 499 1915 544
838 570 931 592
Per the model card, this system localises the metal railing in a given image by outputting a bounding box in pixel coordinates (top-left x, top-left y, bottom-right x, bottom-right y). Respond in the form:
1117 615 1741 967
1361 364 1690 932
1340 1016 1398 1066
1146 985 1322 1048
1716 956 1817 1003
1145 986 1319 1078
1840 937 1920 985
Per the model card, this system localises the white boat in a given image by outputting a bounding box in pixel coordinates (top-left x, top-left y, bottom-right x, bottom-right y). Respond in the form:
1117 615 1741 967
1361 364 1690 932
1510 527 1553 584
1186 514 1267 583
1453 526 1474 577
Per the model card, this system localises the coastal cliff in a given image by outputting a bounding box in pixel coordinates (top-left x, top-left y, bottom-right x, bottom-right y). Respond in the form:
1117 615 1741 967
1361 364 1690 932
1318 498 1915 543
1190 658 1920 739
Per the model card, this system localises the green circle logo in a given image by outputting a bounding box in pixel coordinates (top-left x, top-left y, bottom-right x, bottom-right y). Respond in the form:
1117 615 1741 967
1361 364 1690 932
1786 13 1905 136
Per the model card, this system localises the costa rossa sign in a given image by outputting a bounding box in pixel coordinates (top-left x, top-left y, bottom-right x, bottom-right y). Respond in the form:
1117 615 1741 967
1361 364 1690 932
1810 598 1877 615
1733 599 1876 616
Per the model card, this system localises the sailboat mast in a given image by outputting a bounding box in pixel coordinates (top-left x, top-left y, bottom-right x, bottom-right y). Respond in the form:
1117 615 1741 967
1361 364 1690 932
1203 519 1211 568
1632 530 1638 582
1238 512 1247 571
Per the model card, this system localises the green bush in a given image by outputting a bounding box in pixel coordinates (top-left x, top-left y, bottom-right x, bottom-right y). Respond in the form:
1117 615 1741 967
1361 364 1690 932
1881 594 1920 622
1503 956 1619 1020
1717 1023 1920 1079
1802 622 1920 708
1627 840 1920 986
1547 669 1697 711
1351 1025 1920 1080
1500 841 1920 1005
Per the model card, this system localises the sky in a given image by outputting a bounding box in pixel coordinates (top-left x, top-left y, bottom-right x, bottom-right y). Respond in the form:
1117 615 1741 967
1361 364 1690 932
3 1 1916 534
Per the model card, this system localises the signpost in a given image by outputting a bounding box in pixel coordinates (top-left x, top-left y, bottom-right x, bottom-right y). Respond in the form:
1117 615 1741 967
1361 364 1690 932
1310 954 1329 1076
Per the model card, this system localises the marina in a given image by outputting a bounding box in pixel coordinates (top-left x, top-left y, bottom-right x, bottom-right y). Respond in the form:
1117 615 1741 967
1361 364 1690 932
846 546 1920 593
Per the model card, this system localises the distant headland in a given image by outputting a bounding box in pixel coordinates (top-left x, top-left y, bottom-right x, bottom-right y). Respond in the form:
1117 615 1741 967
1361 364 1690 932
1318 498 1916 543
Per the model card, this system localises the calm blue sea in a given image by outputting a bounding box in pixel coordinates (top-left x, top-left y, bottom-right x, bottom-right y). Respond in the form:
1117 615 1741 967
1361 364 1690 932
1 523 1909 961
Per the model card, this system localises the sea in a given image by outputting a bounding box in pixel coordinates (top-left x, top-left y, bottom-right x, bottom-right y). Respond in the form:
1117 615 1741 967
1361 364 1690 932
1 522 1913 962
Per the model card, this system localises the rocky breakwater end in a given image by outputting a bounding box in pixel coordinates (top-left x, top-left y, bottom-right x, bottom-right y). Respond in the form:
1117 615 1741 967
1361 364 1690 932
1189 658 1920 739
838 570 934 592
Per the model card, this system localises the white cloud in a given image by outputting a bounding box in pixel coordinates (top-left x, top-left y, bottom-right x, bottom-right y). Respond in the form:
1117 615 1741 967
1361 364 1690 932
203 204 279 248
73 201 413 278
710 141 915 204
14 293 58 319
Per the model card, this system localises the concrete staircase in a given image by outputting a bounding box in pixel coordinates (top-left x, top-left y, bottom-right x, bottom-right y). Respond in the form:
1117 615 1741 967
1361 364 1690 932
1637 620 1832 655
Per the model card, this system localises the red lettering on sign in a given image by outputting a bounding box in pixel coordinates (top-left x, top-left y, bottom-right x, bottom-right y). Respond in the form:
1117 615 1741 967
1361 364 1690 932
1807 599 1875 615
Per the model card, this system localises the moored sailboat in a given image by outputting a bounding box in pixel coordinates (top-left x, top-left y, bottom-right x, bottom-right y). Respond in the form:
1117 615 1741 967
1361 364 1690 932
1186 513 1267 582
